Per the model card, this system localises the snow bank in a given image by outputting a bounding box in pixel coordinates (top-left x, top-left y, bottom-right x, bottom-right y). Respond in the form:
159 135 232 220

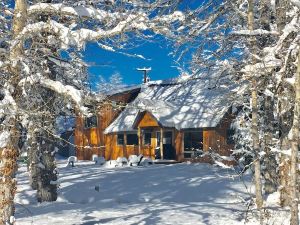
15 160 254 225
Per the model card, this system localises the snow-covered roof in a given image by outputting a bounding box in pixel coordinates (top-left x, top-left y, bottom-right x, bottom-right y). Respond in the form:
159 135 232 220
104 75 236 133
100 84 141 96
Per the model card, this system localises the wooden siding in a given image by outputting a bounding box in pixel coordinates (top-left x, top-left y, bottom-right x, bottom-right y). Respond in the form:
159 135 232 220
104 133 139 160
138 112 160 127
176 113 234 164
75 88 140 160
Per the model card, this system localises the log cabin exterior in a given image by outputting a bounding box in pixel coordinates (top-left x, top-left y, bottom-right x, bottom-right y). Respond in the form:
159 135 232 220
75 77 237 164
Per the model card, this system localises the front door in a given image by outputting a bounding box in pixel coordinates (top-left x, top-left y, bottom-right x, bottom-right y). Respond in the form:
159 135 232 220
156 131 176 160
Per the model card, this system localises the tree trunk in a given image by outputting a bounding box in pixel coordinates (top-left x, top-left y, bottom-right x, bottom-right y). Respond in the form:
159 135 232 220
36 130 58 202
25 0 58 202
27 126 39 190
289 49 300 225
251 80 264 210
248 0 264 210
0 0 27 224
263 96 278 194
275 0 292 207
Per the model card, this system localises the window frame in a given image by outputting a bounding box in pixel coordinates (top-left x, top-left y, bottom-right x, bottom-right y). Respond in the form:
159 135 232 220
117 134 124 146
84 115 98 129
183 130 203 159
126 132 139 146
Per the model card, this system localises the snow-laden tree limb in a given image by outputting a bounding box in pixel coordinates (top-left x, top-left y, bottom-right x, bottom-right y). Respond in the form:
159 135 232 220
0 131 10 148
28 3 125 22
19 74 88 114
0 87 18 118
15 10 185 49
231 29 279 36
291 0 300 8
274 16 299 53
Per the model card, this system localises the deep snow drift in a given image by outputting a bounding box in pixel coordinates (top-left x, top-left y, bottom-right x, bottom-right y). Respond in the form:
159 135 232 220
14 160 286 225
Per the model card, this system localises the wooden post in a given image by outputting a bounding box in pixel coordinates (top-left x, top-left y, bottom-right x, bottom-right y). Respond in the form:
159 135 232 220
123 132 126 157
138 127 141 155
160 128 164 160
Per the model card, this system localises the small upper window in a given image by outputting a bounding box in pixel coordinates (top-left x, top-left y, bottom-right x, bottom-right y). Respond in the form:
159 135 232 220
117 134 124 145
127 133 138 145
84 115 98 128
143 132 151 145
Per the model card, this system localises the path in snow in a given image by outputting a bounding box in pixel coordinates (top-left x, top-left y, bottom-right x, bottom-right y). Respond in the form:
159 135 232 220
15 161 253 225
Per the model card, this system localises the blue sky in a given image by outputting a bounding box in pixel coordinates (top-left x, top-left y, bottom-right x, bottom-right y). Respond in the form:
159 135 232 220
83 39 184 89
83 0 204 89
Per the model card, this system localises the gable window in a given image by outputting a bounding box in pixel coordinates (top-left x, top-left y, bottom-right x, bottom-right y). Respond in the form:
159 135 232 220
143 132 151 145
126 133 138 145
84 115 98 128
227 128 235 145
117 134 124 145
184 131 203 158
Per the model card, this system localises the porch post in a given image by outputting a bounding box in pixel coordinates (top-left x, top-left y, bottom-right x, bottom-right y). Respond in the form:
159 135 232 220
123 132 126 157
160 128 164 160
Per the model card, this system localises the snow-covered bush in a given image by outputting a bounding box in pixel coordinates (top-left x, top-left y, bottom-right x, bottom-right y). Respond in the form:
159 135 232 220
104 160 118 168
128 154 145 166
128 155 139 166
140 157 153 166
67 156 77 167
116 157 128 167
92 155 105 165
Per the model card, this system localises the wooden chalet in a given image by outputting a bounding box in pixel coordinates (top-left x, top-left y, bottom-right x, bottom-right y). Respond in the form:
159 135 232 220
75 76 236 164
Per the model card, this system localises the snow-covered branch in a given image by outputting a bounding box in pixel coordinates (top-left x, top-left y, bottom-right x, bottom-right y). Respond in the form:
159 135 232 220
231 29 279 36
291 0 300 8
19 74 88 114
28 3 124 22
16 10 185 49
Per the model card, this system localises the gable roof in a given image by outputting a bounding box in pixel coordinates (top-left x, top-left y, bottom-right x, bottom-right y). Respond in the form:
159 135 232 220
104 75 237 134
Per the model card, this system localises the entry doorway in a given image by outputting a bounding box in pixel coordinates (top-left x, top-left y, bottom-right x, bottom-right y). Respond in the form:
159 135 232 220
156 131 176 160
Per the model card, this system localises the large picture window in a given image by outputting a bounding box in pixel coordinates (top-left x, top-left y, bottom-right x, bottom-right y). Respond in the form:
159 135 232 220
184 131 203 158
126 133 138 145
84 115 98 128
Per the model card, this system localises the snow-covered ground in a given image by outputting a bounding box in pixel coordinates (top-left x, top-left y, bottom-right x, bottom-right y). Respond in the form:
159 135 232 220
14 160 267 225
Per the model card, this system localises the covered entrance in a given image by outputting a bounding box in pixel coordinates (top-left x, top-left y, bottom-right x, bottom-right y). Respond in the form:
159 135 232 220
156 131 176 160
134 111 177 160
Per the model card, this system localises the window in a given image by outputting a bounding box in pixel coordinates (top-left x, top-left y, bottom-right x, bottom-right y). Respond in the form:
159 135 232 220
126 133 138 145
184 131 203 158
84 115 98 128
117 134 124 145
227 128 235 145
143 132 151 145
